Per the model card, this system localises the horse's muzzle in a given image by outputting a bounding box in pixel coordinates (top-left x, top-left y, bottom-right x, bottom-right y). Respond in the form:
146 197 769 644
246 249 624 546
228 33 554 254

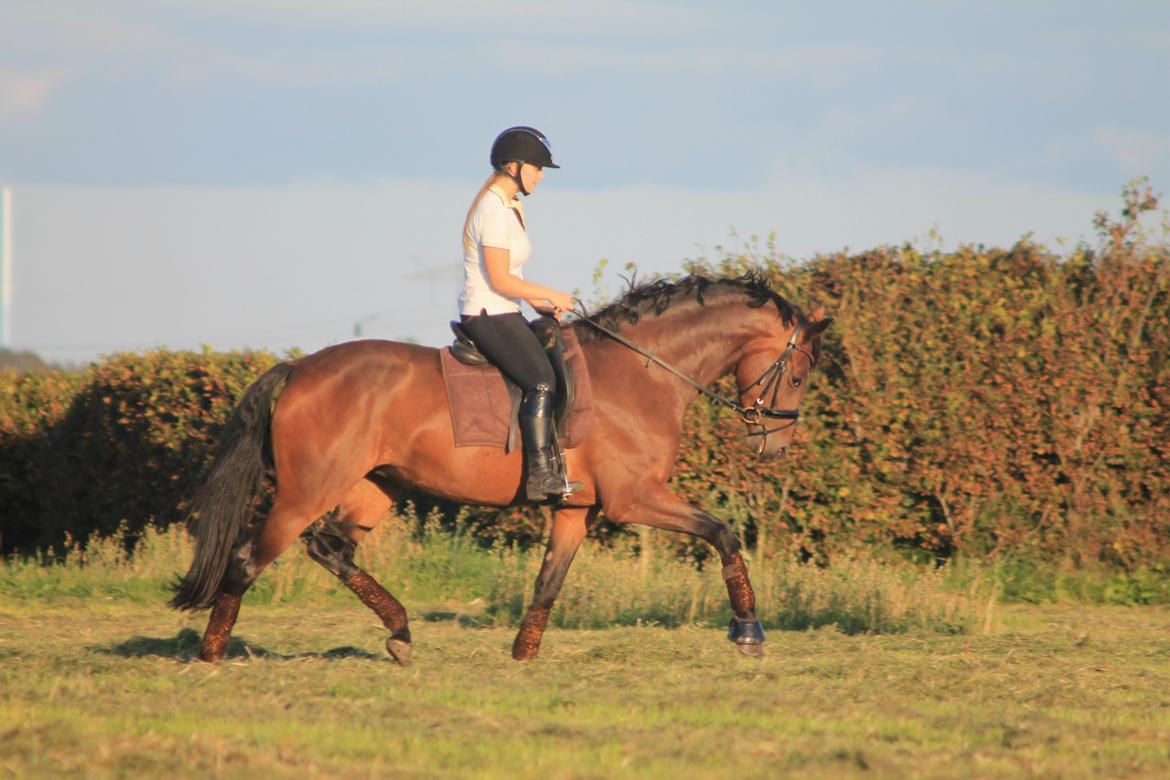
758 446 786 463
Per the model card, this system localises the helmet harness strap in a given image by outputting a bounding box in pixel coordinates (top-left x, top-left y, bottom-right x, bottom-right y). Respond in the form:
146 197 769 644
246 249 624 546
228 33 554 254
509 162 530 197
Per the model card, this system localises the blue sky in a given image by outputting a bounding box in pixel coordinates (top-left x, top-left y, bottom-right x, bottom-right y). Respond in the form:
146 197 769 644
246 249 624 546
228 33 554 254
1 1 1167 363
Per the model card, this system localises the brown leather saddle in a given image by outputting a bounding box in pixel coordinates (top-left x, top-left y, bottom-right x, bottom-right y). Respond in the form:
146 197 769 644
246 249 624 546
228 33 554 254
441 321 593 452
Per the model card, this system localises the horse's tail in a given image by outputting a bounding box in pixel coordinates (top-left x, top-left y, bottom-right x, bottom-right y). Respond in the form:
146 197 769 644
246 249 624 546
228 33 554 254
169 362 294 611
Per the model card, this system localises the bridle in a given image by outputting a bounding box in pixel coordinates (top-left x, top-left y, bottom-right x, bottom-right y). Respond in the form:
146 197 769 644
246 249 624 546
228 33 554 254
737 326 816 443
572 309 815 457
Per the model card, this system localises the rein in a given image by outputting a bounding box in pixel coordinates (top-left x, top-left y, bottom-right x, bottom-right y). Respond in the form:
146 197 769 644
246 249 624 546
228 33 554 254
571 307 812 452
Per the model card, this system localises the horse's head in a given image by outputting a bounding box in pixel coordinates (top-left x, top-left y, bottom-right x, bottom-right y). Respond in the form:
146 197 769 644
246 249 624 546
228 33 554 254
734 305 832 462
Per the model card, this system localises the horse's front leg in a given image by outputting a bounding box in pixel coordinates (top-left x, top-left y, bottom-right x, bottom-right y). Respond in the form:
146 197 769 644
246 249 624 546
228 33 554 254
512 506 597 661
607 485 766 657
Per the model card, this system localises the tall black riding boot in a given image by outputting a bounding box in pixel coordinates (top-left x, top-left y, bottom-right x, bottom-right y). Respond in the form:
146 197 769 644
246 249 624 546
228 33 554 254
520 384 564 501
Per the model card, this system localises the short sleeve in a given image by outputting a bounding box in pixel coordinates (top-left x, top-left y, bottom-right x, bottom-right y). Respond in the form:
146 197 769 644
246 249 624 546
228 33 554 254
479 197 513 250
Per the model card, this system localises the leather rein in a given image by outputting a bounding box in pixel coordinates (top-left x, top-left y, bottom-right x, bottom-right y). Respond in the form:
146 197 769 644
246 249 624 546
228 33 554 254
571 308 814 454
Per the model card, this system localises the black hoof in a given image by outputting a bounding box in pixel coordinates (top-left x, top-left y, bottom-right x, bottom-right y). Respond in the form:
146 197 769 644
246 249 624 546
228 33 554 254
736 641 765 658
727 617 765 658
386 637 412 667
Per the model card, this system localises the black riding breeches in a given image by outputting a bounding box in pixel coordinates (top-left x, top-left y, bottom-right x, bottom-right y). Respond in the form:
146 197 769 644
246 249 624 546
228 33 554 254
460 311 557 395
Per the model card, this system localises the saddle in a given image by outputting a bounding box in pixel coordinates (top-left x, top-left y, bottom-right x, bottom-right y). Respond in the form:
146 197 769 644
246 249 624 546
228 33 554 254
440 321 594 451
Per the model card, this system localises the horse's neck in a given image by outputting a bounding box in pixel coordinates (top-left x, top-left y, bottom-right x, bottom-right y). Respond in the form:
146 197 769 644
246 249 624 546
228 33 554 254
623 300 748 388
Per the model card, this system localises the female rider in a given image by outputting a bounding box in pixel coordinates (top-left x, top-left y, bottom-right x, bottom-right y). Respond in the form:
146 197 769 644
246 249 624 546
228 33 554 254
459 126 575 501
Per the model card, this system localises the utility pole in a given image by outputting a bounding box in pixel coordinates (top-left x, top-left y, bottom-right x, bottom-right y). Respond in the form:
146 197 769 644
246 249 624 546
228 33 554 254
0 185 11 349
353 314 378 339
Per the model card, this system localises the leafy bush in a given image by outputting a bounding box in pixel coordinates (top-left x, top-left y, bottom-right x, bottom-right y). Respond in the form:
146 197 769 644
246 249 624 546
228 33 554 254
676 180 1169 571
0 348 281 552
1 183 1166 577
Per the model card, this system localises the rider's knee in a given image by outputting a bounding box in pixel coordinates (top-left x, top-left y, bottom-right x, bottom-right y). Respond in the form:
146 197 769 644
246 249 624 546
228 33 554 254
522 377 557 405
529 315 559 343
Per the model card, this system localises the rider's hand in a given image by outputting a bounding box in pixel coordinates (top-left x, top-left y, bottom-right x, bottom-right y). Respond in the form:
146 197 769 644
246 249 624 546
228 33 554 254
548 290 575 314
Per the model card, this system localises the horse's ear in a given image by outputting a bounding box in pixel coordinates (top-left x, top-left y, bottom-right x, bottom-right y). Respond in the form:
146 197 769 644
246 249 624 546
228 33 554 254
808 307 833 335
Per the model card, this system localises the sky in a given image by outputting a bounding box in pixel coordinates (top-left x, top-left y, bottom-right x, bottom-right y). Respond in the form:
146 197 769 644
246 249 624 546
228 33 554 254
1 0 1167 364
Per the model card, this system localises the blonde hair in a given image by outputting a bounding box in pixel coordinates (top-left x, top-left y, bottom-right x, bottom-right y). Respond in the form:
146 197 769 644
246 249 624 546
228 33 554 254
462 166 516 253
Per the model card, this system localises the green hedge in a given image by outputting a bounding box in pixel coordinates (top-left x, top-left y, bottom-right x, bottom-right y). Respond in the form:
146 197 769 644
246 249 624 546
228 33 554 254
673 181 1169 570
0 349 281 553
2 184 1167 571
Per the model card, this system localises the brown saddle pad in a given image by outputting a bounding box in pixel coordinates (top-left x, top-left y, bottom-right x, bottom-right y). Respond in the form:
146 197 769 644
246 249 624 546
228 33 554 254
439 327 595 450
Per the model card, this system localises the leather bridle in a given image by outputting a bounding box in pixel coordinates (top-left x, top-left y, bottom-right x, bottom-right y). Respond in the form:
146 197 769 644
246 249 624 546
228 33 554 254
573 310 815 457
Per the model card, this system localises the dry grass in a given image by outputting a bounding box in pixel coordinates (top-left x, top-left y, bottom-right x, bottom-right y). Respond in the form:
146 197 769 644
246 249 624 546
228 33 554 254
0 601 1167 778
2 517 1167 777
3 518 989 636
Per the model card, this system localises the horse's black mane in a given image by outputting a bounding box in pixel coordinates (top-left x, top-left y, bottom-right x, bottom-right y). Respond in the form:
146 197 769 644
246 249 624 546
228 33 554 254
572 270 800 341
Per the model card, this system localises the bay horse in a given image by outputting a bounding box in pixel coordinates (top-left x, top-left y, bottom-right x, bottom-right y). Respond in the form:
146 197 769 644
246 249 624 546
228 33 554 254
171 273 831 664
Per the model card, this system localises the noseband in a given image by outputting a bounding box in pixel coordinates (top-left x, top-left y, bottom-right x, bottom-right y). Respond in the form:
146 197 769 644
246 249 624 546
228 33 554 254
737 326 816 456
574 311 814 458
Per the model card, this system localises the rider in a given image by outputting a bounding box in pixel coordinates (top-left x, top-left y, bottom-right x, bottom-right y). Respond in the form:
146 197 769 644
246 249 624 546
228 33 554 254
459 126 575 501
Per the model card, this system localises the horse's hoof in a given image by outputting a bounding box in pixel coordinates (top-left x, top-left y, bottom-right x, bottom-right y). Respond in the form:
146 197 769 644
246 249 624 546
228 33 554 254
727 617 765 658
198 644 227 664
727 617 766 642
386 637 412 666
736 641 765 658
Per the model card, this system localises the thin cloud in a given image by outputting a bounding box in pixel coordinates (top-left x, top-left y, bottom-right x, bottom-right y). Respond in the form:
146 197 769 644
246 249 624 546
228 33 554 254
158 0 701 33
499 43 877 79
0 12 175 58
0 70 67 123
1094 126 1169 176
13 170 1124 363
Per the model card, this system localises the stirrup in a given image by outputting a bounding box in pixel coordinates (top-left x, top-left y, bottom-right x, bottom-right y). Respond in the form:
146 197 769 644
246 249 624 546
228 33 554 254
526 472 565 502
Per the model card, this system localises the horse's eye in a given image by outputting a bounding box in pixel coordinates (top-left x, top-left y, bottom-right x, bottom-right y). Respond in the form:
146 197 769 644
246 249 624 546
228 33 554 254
791 376 803 387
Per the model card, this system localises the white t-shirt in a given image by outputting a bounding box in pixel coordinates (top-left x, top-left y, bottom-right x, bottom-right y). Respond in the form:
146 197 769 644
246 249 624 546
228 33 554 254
459 185 532 316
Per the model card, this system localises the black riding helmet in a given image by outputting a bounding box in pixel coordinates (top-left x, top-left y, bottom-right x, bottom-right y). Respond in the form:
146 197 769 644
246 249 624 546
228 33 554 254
490 126 560 173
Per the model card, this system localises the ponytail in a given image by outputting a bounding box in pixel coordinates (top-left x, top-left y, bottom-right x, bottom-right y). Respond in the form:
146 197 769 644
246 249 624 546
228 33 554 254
463 171 506 253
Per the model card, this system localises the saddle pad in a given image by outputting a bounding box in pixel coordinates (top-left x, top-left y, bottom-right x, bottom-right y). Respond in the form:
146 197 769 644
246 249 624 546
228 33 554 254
440 327 595 450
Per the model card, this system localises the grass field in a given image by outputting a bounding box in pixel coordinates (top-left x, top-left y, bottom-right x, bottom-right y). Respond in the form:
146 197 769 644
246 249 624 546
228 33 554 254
1 523 1168 778
1 600 1168 778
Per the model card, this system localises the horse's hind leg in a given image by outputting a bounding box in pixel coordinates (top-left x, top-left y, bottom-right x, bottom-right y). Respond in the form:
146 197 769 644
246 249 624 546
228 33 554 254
199 490 350 663
199 540 264 662
200 591 244 664
304 480 413 666
197 570 253 663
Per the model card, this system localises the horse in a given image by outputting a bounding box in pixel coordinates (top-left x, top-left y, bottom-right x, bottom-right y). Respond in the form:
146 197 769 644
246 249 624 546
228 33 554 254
171 272 832 664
